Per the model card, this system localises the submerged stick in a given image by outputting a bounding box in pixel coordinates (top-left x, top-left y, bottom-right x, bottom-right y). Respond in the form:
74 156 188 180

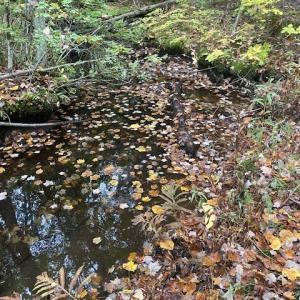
0 119 83 128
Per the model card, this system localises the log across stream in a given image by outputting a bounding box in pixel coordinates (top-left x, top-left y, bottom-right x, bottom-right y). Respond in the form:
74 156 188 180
167 82 199 156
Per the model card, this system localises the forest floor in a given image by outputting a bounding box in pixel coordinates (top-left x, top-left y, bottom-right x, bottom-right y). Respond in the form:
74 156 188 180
100 50 300 300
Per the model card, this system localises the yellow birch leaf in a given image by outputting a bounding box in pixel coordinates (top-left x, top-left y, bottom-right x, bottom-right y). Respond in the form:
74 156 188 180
270 237 281 251
136 146 146 152
36 168 43 175
205 214 216 230
109 179 119 186
0 167 5 174
159 239 174 250
282 268 300 281
122 261 137 272
152 205 165 214
77 159 85 164
135 205 144 210
129 123 140 129
142 196 151 202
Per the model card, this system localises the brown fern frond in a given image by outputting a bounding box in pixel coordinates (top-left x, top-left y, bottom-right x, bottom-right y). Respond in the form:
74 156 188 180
59 267 65 289
76 273 96 296
33 272 59 298
68 265 84 293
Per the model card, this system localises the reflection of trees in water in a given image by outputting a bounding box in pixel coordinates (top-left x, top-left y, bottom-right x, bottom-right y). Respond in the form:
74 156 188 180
0 182 139 295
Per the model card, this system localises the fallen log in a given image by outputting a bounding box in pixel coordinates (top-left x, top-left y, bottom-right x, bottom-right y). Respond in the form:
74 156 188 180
0 119 83 128
92 0 177 34
0 59 100 81
167 82 199 156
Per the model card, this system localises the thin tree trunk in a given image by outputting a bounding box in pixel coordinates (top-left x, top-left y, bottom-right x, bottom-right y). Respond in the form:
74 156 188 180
232 1 243 36
34 1 47 66
4 5 13 71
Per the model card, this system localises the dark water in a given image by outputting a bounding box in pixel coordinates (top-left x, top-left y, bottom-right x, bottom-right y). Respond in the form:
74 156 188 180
0 82 247 296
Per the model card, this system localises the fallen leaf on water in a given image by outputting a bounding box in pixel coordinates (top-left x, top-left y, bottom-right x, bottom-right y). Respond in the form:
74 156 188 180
142 196 151 202
119 203 129 209
36 168 43 175
129 123 140 129
152 205 165 215
159 239 174 250
109 179 119 186
122 261 137 272
0 192 7 201
92 237 102 245
135 205 144 210
136 146 146 152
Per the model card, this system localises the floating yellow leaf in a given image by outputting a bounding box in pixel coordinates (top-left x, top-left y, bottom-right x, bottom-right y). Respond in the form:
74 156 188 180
92 237 102 245
136 146 146 152
148 171 158 181
282 268 300 281
77 159 85 164
109 179 119 186
142 196 151 202
152 205 165 215
159 239 174 250
0 167 5 174
36 168 43 175
122 261 137 272
135 205 144 210
129 123 140 129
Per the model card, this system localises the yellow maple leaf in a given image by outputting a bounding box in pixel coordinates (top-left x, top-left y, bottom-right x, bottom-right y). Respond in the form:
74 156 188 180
122 261 137 272
109 179 119 186
152 205 165 214
282 268 300 281
159 239 174 250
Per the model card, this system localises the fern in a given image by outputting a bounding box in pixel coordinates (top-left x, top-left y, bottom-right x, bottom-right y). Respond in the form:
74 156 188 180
34 266 96 299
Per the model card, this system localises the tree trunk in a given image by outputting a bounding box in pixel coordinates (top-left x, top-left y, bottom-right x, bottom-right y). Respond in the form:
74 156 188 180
4 5 13 72
34 1 47 66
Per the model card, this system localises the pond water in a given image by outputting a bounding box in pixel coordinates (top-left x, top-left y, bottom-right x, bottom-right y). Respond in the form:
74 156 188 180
0 60 248 297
